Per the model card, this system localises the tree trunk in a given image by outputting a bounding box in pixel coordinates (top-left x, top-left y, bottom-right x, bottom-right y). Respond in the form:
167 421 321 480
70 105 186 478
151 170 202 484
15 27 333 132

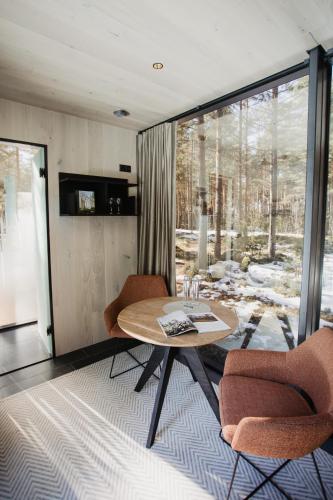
243 100 249 242
225 177 233 260
238 101 243 240
190 140 194 229
268 87 278 259
214 109 223 259
197 115 208 271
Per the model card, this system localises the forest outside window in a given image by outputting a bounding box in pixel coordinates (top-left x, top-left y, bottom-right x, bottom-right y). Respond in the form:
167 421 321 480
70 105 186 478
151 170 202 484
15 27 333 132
176 75 309 351
320 62 333 329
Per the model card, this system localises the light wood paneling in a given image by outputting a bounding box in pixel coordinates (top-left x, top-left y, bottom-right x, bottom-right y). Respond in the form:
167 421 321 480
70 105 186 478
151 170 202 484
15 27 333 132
0 97 137 355
0 1 333 129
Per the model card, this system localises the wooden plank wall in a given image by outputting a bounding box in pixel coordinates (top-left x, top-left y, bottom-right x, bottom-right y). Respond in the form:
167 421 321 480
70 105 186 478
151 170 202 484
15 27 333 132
0 98 138 355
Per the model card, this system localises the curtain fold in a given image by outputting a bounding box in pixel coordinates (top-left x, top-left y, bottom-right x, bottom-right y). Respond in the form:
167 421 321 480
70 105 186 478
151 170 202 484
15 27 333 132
137 122 176 295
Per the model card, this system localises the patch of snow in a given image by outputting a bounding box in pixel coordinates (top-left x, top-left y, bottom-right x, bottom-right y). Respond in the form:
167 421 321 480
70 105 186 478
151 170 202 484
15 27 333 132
209 261 226 278
320 318 333 328
239 322 257 330
224 260 240 270
278 319 289 329
248 263 285 288
178 232 198 241
321 254 333 311
209 260 241 279
213 280 300 309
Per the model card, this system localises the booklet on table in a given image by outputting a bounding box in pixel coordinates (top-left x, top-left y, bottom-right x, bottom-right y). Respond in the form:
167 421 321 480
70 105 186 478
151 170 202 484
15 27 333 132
157 310 230 337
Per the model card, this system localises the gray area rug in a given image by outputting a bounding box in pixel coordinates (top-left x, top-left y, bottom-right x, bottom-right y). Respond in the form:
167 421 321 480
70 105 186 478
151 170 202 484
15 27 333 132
0 345 332 499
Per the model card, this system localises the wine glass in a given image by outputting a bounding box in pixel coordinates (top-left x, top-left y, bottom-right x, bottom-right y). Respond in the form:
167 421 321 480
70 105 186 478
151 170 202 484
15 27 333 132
109 197 115 215
116 197 122 215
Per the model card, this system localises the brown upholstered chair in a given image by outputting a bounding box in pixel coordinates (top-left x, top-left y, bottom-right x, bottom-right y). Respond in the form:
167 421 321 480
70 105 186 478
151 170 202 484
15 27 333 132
219 327 333 499
104 274 169 379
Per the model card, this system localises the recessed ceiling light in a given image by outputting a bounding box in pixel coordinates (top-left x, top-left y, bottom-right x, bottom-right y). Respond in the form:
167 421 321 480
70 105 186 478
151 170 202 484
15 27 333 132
153 62 164 70
113 109 130 117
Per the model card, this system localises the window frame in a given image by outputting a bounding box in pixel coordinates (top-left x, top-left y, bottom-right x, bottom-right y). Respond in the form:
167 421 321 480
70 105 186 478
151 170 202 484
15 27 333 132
140 45 333 345
172 46 333 344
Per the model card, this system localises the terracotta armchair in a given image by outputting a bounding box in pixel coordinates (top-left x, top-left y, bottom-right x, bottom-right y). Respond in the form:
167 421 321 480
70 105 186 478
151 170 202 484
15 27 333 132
104 274 169 378
219 327 333 499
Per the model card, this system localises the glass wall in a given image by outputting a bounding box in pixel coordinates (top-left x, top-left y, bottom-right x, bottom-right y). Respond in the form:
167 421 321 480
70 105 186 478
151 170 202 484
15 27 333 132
0 141 52 373
320 64 333 328
0 142 39 327
176 76 309 351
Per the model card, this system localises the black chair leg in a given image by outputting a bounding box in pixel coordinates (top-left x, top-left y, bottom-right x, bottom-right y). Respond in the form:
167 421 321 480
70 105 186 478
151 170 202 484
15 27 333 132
312 452 328 500
109 354 116 378
219 432 291 499
227 452 240 500
127 350 159 380
243 459 291 500
109 349 154 380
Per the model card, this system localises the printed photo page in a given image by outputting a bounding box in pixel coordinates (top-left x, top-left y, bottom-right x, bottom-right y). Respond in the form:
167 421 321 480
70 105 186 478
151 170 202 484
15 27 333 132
157 310 230 337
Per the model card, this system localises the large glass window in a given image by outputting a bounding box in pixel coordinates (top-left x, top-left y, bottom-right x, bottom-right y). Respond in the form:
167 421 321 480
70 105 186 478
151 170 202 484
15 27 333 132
320 65 333 328
176 76 309 351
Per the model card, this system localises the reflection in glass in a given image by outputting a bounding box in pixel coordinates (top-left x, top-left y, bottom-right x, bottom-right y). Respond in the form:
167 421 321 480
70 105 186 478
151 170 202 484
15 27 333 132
176 76 309 351
0 142 39 327
0 142 52 360
320 67 333 328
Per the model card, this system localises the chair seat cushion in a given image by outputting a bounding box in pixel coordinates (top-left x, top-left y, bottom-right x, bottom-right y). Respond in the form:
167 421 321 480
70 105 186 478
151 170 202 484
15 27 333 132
219 375 313 443
110 322 131 339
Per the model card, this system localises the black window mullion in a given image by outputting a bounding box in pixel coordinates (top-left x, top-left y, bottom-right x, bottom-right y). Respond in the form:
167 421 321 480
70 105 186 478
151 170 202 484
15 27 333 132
298 45 331 344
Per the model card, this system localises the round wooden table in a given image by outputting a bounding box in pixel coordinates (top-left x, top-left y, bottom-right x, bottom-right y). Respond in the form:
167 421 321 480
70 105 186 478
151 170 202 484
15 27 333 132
118 296 238 448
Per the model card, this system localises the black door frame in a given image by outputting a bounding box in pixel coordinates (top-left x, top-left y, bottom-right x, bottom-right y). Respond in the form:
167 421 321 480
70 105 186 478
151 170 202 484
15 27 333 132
0 138 56 374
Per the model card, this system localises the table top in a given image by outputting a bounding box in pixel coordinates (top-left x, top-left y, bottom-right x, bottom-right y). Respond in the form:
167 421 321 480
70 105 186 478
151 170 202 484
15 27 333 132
117 297 238 347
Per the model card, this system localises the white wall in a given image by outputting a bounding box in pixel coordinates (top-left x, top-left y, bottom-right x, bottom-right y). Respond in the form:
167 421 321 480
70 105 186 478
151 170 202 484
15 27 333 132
0 98 137 355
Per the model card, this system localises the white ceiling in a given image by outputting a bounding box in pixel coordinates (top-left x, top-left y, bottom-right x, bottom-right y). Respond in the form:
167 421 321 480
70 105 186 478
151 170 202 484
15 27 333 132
0 0 332 131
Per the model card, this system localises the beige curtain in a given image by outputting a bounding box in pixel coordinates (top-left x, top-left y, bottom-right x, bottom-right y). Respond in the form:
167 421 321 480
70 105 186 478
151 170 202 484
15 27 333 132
137 122 176 295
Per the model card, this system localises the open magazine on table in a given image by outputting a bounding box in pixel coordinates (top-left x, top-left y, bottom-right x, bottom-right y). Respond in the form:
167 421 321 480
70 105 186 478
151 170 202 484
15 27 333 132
157 310 230 337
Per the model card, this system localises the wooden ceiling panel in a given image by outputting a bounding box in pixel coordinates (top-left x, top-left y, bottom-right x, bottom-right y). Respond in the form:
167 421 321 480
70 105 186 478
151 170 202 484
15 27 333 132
0 0 332 130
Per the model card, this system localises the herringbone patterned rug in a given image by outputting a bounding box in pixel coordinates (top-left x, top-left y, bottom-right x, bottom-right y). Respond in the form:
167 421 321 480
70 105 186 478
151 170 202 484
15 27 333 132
0 345 332 499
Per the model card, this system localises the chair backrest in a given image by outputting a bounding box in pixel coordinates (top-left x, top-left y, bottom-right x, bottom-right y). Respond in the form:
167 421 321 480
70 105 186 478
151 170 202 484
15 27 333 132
118 274 169 309
288 327 333 414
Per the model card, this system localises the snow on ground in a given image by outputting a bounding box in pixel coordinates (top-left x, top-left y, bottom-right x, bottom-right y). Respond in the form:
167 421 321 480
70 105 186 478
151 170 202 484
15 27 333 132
213 278 300 309
246 312 292 351
248 262 290 287
209 260 241 279
176 228 304 238
176 229 239 239
176 236 333 347
177 259 303 351
320 318 333 328
215 305 293 352
321 254 333 314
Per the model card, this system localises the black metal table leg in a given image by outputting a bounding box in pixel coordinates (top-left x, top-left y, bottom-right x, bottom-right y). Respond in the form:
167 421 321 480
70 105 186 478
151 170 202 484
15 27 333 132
135 345 166 392
184 356 197 382
146 347 177 448
180 347 220 421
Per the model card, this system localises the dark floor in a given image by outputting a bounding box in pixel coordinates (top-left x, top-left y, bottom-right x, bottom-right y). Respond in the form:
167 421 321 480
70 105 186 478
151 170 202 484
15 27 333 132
0 336 222 397
0 323 51 374
0 337 142 399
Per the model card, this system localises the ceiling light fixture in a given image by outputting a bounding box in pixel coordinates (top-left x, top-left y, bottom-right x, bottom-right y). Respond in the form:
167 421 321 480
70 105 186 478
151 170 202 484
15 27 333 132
113 109 130 117
153 62 164 70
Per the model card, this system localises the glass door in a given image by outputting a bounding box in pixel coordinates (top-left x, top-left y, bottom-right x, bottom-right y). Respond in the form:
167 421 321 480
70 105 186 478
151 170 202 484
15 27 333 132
0 140 52 374
31 148 52 354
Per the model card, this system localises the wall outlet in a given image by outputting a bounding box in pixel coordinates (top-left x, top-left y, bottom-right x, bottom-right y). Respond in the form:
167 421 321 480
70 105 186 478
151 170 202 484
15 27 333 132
119 164 131 173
